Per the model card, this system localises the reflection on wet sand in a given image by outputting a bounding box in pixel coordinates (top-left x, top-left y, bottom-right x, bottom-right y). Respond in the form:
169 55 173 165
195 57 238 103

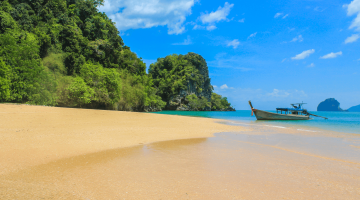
1 126 360 199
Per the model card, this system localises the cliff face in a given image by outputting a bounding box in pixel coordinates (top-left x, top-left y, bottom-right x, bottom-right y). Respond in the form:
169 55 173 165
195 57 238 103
317 98 345 111
348 104 360 112
149 53 234 111
168 57 212 111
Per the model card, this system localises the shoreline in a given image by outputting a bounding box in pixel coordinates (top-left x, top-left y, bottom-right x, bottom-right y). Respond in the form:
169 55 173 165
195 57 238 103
153 110 360 135
0 104 244 175
1 104 359 199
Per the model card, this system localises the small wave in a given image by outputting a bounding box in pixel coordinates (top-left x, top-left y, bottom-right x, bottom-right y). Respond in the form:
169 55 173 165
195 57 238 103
264 125 287 129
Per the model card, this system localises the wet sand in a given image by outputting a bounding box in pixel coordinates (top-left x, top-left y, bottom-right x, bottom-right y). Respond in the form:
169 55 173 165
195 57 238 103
1 104 360 199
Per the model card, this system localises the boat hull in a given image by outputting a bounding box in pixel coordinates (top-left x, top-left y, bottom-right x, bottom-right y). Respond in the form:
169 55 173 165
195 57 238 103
253 109 309 120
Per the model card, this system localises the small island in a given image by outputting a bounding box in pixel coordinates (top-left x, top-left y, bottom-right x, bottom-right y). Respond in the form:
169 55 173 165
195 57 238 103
317 98 347 111
348 104 360 112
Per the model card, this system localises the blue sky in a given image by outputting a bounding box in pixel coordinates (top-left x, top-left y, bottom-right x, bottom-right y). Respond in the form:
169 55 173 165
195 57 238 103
99 0 360 111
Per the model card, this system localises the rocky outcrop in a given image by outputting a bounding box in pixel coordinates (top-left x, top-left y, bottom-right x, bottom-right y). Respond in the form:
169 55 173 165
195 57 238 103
143 106 162 112
213 107 236 111
317 98 346 111
348 104 360 112
149 53 234 111
166 55 212 111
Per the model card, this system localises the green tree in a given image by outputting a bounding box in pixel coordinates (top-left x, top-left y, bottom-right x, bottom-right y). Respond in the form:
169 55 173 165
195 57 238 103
67 76 95 107
211 93 232 111
0 58 11 100
185 94 211 111
149 53 212 103
0 30 55 104
0 0 170 112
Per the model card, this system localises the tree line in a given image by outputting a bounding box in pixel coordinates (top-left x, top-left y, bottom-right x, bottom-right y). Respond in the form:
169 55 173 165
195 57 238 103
0 0 233 111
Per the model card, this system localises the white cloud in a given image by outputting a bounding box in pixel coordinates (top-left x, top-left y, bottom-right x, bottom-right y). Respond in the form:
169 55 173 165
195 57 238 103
345 0 360 31
274 13 288 19
220 84 229 89
193 25 205 30
282 58 287 62
291 49 315 60
274 13 283 18
307 63 315 67
213 87 309 110
227 39 240 49
267 89 307 98
213 85 218 88
267 89 290 97
247 32 257 39
345 34 360 43
98 0 195 35
199 2 234 24
172 35 192 45
320 51 343 59
346 0 360 16
238 18 245 23
206 25 217 31
290 35 303 42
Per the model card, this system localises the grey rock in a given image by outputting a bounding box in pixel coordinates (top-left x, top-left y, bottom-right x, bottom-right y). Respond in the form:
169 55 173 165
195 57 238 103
317 98 347 111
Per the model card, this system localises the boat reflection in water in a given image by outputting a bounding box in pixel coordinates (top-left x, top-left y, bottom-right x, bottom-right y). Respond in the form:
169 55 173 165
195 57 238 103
248 101 327 120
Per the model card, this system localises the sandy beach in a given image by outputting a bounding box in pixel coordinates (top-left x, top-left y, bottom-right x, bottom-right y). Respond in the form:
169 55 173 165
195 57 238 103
0 104 359 199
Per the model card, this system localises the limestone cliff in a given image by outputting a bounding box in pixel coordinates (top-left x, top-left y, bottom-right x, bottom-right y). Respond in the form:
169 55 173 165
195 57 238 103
317 98 346 111
167 58 212 111
148 53 234 111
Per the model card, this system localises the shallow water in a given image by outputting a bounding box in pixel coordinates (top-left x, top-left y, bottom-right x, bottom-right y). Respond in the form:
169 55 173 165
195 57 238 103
153 110 360 135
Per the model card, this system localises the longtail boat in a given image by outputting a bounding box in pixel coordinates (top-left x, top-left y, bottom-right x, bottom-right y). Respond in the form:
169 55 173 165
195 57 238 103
248 101 327 120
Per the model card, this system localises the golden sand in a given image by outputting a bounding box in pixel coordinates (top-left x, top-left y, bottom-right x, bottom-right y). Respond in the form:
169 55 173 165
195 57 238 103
0 104 242 175
1 104 359 199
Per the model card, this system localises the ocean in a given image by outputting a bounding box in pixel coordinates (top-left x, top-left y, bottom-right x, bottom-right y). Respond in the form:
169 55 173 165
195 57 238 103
152 110 360 135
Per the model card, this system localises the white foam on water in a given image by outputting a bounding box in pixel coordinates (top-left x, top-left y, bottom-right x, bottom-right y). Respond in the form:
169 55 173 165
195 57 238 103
264 125 287 129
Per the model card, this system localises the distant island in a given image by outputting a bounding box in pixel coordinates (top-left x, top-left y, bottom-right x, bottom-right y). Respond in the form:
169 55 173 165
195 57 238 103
348 104 360 112
0 0 233 112
317 98 347 111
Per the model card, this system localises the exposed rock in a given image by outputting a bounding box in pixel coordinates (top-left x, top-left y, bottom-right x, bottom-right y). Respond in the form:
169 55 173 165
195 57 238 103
143 106 162 112
317 98 347 111
176 104 190 111
149 53 234 111
211 107 236 111
166 55 212 111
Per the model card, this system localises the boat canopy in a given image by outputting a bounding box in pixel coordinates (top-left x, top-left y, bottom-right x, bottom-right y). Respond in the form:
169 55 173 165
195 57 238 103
276 103 307 112
276 107 305 112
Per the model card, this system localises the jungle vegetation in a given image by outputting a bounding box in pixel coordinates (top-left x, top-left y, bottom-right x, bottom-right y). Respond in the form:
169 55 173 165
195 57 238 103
0 0 165 111
0 0 232 111
149 53 233 111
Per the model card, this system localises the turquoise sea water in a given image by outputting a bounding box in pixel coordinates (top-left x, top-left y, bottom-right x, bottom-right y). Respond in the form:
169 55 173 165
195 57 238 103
152 110 360 135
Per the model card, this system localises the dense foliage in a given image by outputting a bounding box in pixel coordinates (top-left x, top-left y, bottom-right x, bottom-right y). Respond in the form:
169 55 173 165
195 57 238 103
149 53 233 111
148 53 212 103
0 0 233 111
185 94 211 111
211 93 232 111
0 0 165 111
